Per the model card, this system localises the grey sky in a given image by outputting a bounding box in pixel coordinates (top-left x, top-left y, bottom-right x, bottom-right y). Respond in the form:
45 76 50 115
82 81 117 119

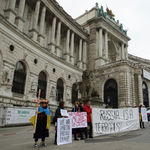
56 0 150 60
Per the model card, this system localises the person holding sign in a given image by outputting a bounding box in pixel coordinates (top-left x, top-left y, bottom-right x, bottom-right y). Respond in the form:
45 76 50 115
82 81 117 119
72 101 85 141
84 101 93 138
139 105 146 129
30 101 50 148
54 101 67 145
72 101 85 140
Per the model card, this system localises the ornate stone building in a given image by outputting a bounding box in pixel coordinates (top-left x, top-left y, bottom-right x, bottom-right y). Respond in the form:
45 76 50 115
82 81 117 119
0 1 149 112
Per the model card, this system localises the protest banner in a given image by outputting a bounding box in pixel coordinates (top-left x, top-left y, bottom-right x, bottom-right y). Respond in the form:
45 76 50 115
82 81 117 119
92 108 139 137
68 112 87 128
57 118 72 145
141 108 148 122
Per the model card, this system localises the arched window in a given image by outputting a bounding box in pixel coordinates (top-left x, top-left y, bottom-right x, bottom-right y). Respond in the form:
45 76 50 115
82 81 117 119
37 71 47 99
142 81 149 107
72 83 78 104
56 78 64 101
104 79 118 108
12 61 26 94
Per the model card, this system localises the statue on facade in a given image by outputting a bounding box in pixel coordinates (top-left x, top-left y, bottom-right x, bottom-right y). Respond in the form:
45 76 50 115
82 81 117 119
31 76 38 92
67 89 71 99
2 66 12 83
77 70 99 98
50 85 56 97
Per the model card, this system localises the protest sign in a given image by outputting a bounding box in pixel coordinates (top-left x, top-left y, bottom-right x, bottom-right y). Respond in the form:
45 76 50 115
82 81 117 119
68 112 87 128
60 109 68 117
57 118 72 145
92 108 139 137
141 108 148 122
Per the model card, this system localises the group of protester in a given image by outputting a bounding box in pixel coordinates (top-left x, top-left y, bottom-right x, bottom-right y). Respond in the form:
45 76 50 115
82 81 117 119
30 101 147 148
30 100 93 148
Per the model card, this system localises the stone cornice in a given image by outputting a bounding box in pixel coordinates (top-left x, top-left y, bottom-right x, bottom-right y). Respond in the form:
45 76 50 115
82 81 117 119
129 54 150 65
84 17 130 43
0 15 83 75
42 0 89 40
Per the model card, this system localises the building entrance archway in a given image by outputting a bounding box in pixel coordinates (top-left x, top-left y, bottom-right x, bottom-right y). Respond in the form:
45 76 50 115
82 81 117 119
104 79 118 108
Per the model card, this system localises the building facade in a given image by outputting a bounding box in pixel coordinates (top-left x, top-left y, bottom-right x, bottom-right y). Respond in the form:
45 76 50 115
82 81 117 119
0 0 149 113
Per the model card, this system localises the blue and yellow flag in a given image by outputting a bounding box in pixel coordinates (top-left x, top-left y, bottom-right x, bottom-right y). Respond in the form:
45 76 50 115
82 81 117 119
29 106 51 130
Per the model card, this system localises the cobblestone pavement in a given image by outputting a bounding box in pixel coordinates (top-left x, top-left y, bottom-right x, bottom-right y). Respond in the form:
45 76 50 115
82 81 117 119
0 122 150 150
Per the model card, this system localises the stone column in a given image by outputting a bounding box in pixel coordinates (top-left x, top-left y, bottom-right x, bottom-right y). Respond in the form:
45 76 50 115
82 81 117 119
70 32 74 65
95 28 104 67
137 72 143 105
4 0 17 24
77 39 83 69
83 41 87 70
38 5 46 46
48 17 57 53
121 43 125 60
15 0 26 31
105 31 108 60
29 0 41 41
125 45 128 60
56 21 61 57
64 29 70 62
99 28 102 57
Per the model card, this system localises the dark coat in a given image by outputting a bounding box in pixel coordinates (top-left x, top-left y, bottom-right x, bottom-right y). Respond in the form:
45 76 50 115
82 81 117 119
54 106 64 123
34 112 49 139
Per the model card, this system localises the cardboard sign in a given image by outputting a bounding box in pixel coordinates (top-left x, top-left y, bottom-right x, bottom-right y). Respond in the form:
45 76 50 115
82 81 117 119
68 112 87 128
60 109 68 117
92 108 139 137
141 108 148 122
57 118 72 145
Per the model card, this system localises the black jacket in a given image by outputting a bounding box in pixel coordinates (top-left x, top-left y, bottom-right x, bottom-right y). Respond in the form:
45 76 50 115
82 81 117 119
54 106 64 123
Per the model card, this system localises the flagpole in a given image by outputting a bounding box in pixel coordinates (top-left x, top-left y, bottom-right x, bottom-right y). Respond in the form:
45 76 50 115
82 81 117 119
34 89 41 133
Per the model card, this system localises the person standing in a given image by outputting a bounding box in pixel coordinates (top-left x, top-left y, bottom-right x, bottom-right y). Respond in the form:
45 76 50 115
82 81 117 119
84 101 93 138
72 101 85 140
30 101 51 148
54 101 66 144
139 105 146 129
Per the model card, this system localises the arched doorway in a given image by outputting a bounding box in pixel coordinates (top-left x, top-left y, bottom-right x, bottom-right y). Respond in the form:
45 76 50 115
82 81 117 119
72 83 78 104
142 81 149 108
56 78 64 101
104 79 118 108
12 61 26 94
108 41 116 62
37 71 47 99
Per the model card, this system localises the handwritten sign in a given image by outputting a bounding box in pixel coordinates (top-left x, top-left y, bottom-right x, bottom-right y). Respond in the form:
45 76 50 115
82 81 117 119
60 109 68 117
57 118 72 145
141 108 148 122
92 108 139 137
68 112 87 128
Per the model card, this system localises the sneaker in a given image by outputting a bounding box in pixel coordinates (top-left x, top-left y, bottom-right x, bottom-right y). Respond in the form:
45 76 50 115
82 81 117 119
80 137 85 140
89 136 93 138
34 144 38 148
42 143 47 147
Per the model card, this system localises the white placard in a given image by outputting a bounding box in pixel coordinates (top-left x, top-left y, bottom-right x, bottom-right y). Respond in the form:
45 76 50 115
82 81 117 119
143 69 150 80
141 108 148 122
57 118 72 145
92 108 139 137
68 112 87 128
60 109 68 117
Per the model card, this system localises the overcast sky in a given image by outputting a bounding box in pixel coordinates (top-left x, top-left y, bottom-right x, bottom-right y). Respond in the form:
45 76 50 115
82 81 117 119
56 0 150 60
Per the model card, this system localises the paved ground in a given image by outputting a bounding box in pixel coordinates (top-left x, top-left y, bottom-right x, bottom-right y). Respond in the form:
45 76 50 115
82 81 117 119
0 122 150 150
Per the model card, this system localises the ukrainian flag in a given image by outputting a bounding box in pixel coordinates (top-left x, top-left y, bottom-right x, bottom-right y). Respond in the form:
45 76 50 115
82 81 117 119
29 106 51 130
